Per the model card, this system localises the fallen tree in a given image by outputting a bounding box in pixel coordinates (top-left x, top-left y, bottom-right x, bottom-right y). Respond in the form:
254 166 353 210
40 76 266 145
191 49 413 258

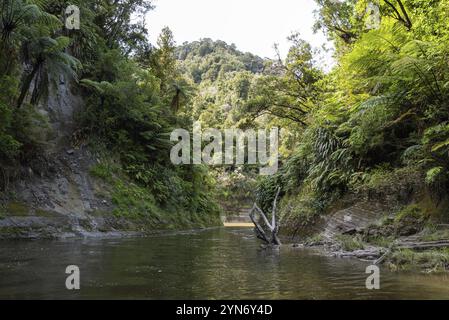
374 240 449 265
249 187 281 246
396 240 449 250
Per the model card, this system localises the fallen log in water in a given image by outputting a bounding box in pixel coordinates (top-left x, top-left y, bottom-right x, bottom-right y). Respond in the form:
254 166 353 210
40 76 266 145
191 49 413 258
249 187 281 246
335 248 383 260
374 240 449 265
396 240 449 250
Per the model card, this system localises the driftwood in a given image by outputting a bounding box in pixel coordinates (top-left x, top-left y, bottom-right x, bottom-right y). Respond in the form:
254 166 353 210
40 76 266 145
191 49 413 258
374 248 393 265
374 240 399 265
396 240 449 250
249 187 281 246
337 248 383 260
374 240 449 265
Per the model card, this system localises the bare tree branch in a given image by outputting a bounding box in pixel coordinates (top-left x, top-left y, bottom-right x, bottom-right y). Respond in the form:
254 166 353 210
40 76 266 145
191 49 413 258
383 0 412 30
249 187 282 246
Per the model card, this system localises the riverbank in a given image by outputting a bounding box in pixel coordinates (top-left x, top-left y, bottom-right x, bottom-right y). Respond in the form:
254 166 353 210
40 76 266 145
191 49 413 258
292 226 449 273
0 143 222 240
269 168 449 274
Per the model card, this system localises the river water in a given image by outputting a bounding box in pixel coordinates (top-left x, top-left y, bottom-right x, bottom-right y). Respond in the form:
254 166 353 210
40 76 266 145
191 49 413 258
0 227 448 299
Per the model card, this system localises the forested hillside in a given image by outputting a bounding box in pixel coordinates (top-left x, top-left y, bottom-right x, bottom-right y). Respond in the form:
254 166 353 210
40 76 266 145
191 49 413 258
1 0 449 271
257 0 449 227
174 1 449 269
251 0 449 269
0 0 222 236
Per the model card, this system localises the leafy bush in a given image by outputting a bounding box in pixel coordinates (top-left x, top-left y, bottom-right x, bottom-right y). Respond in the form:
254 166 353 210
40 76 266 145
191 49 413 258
394 204 427 223
0 104 21 163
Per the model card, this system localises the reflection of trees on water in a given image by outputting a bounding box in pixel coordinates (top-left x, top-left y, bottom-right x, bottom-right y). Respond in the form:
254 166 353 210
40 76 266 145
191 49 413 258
2 230 449 299
182 229 344 299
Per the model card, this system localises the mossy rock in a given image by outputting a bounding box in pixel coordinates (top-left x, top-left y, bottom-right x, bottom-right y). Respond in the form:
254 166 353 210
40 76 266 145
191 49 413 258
34 209 60 218
393 204 429 236
3 203 61 218
77 218 95 231
0 226 26 238
5 202 30 216
395 204 426 222
336 234 366 251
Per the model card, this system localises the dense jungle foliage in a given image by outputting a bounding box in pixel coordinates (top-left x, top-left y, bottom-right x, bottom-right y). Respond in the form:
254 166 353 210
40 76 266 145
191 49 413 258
170 0 449 232
0 0 221 226
254 0 449 230
1 0 449 232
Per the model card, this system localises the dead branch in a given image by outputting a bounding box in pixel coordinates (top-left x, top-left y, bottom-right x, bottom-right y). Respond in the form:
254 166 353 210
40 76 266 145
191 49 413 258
249 187 282 246
397 240 449 250
375 240 449 265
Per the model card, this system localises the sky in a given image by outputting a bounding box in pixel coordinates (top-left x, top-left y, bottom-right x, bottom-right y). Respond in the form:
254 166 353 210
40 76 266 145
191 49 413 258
146 0 333 64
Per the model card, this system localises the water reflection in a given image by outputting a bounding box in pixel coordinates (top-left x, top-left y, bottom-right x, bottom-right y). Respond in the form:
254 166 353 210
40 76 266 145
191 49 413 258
0 228 448 299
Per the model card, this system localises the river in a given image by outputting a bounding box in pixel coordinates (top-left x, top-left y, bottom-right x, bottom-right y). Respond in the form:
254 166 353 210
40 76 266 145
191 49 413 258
0 227 448 299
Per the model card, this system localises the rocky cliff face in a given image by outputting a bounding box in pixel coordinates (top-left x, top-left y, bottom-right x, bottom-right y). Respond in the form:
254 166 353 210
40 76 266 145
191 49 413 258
281 182 419 243
0 77 141 239
322 201 390 240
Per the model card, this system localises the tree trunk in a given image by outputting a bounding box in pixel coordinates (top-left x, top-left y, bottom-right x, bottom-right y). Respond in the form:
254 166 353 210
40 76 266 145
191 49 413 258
17 61 42 109
249 187 282 246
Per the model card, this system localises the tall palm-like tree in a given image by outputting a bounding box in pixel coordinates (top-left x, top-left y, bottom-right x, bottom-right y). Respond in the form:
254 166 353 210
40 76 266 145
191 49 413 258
0 0 79 108
0 0 60 76
17 35 80 108
169 78 193 112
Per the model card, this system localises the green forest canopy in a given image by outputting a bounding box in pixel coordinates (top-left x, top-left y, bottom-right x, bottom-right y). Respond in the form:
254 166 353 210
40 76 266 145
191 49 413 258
1 0 449 229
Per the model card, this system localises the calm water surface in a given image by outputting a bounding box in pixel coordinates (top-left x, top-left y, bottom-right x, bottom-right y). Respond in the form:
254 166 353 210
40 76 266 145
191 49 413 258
0 228 449 299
